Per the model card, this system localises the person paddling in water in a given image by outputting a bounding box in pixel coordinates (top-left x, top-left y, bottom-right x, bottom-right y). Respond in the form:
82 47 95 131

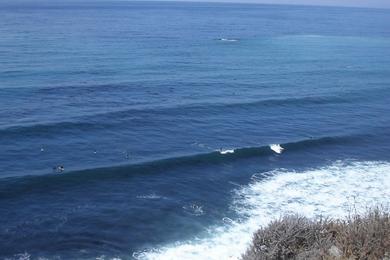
53 165 65 173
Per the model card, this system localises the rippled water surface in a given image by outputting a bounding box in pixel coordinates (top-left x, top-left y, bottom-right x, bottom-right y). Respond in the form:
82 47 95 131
1 1 390 259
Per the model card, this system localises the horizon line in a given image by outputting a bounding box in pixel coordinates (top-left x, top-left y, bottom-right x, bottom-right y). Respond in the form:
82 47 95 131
3 0 390 10
144 0 390 10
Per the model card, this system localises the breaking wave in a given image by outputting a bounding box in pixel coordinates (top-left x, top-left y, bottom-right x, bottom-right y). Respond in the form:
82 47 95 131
134 160 390 260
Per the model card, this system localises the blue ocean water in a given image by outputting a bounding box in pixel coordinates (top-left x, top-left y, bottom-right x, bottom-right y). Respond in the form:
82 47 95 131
1 1 390 259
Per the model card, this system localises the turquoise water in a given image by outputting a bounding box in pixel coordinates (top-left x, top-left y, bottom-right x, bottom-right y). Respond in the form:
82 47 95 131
0 2 390 259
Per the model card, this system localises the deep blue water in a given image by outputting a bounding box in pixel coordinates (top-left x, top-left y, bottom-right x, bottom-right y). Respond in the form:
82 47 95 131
1 1 390 259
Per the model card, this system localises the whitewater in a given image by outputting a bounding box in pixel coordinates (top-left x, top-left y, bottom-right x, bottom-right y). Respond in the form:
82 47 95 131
137 161 390 260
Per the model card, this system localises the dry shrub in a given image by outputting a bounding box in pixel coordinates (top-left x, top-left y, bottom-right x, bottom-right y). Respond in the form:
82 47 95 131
331 208 390 259
242 207 390 260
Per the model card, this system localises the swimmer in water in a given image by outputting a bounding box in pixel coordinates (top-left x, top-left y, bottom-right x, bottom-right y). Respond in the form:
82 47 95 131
53 165 65 173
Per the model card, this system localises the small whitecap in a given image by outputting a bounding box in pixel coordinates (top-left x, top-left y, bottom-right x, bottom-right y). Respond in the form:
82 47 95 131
270 144 284 154
222 217 235 225
13 252 31 260
219 149 235 155
136 193 162 200
219 38 238 42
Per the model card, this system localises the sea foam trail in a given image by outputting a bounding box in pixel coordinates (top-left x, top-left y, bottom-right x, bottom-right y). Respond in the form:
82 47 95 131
135 161 390 260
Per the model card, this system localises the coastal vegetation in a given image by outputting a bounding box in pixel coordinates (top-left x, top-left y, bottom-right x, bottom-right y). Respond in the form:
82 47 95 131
243 208 390 259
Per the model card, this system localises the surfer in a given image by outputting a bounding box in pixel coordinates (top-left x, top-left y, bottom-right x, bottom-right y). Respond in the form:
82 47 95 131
53 165 65 173
124 150 130 159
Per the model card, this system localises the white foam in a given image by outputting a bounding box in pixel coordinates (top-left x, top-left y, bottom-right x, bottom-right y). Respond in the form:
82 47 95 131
136 193 165 200
219 38 238 42
96 256 122 260
219 149 235 155
135 161 390 260
270 144 284 154
7 253 31 260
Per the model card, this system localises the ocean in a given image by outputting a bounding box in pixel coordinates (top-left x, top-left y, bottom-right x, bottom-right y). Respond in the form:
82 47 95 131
0 1 390 259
